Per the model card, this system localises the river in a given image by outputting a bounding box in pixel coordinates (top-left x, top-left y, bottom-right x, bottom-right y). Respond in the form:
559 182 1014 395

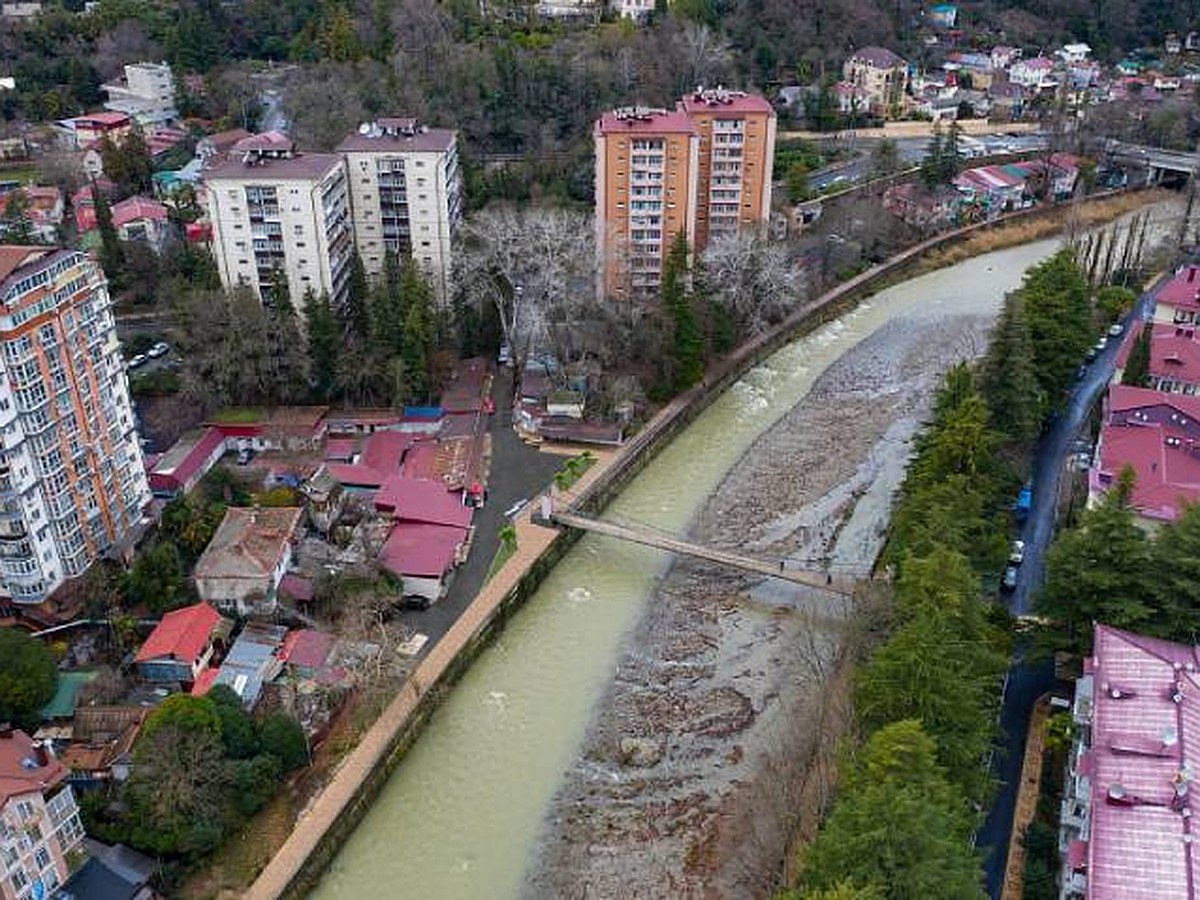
311 232 1121 899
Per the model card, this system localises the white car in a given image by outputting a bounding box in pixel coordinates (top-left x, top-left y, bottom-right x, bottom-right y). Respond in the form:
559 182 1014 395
1010 540 1026 565
128 353 148 369
1095 335 1109 352
1108 322 1124 337
148 341 170 358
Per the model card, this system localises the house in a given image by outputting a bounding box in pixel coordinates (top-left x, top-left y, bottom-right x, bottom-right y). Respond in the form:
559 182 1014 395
883 182 961 230
546 390 585 419
374 475 473 527
134 602 226 683
842 47 909 117
326 430 414 489
953 163 1034 214
0 726 86 900
1089 385 1200 528
58 707 147 785
1009 57 1056 90
990 46 1021 70
0 2 42 18
1058 42 1092 64
833 81 870 115
55 111 132 150
193 507 303 616
61 838 157 899
300 464 345 536
1152 264 1200 326
207 621 287 710
147 427 227 497
1120 323 1200 394
1059 624 1200 898
379 522 469 604
39 671 98 723
0 186 63 242
101 61 177 128
208 406 330 454
280 628 338 680
988 79 1026 120
1166 33 1182 55
927 2 957 28
79 195 170 252
195 128 252 168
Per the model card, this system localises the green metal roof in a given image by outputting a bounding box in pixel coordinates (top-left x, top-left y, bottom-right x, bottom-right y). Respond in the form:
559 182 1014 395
40 670 98 720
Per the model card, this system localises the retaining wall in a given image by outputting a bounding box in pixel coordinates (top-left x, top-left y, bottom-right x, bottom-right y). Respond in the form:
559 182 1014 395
244 188 1153 899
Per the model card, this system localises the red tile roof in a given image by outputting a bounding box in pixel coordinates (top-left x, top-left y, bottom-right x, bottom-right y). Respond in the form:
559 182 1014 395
379 522 466 578
678 89 774 116
0 728 67 808
1084 624 1200 899
280 629 335 669
111 195 168 228
134 602 221 665
595 107 697 136
0 245 50 286
1157 265 1200 313
1108 384 1200 422
193 507 302 581
149 427 226 494
374 475 472 527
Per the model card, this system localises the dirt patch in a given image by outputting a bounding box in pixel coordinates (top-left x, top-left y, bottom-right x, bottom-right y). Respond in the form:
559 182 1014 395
526 311 997 899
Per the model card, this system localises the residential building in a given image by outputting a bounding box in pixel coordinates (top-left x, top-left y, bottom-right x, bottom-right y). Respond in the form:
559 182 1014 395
0 246 150 604
611 0 651 19
833 81 870 115
678 87 777 250
134 601 225 683
883 182 961 231
594 89 776 298
1118 322 1200 395
195 128 252 168
147 427 226 498
79 196 170 253
0 3 41 18
206 621 287 710
1060 624 1200 898
0 725 86 900
335 118 462 301
54 112 132 151
1009 57 1056 90
594 105 699 298
193 506 303 616
101 62 177 128
0 187 62 243
58 707 147 785
1166 33 1183 55
842 47 909 117
61 839 156 900
204 132 353 311
1089 385 1200 529
1152 264 1200 326
1058 42 1092 64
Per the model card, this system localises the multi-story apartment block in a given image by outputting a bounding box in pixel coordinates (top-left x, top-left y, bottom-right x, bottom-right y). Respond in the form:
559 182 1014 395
102 61 177 128
205 133 353 310
0 726 86 900
0 246 150 604
678 88 776 250
594 106 700 298
594 89 776 298
842 46 909 117
336 118 463 301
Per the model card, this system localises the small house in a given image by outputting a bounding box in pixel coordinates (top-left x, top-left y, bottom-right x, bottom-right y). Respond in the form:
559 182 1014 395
546 390 585 420
134 602 226 684
209 621 287 710
147 427 227 497
58 707 148 785
193 507 303 616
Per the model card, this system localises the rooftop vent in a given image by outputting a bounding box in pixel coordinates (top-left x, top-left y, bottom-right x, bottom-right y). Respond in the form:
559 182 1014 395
613 105 670 122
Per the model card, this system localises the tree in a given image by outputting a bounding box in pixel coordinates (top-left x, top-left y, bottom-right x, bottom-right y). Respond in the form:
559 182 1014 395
702 232 801 339
979 292 1043 447
122 540 188 614
0 190 37 245
1036 468 1157 654
800 721 984 900
264 277 309 403
0 630 57 731
304 289 340 400
661 231 705 392
787 160 811 202
229 753 282 817
92 181 123 280
1020 249 1093 413
1149 501 1200 639
259 712 308 771
400 265 435 400
871 139 900 177
343 250 372 342
207 684 259 759
1122 324 1151 386
101 128 153 195
920 124 945 188
1096 285 1136 323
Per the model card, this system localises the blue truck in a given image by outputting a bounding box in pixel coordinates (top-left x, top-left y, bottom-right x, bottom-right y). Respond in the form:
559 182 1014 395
1014 484 1033 523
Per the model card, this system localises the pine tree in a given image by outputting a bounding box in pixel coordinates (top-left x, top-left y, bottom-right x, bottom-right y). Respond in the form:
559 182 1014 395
941 119 963 183
661 232 705 392
920 123 945 187
1122 324 1151 386
92 180 124 281
263 274 308 403
400 266 434 401
980 292 1042 446
343 250 371 341
303 289 339 401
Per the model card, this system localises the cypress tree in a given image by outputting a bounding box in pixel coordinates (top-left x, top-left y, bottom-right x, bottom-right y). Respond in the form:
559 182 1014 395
343 250 371 341
661 232 705 392
92 181 124 280
1122 324 1151 387
979 292 1042 446
303 289 339 401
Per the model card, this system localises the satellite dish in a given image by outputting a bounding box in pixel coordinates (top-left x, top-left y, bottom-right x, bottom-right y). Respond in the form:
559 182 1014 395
358 123 371 135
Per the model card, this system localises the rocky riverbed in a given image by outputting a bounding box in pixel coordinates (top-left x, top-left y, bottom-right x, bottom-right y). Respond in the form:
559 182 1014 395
526 308 997 900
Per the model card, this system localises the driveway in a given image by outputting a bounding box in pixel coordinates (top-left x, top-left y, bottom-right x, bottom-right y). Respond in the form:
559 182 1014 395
978 285 1157 895
395 367 565 643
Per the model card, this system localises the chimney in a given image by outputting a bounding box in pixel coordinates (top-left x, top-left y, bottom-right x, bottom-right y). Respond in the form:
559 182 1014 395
1190 267 1197 283
32 742 48 767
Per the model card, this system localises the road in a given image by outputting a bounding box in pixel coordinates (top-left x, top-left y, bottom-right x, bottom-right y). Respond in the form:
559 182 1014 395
977 283 1157 896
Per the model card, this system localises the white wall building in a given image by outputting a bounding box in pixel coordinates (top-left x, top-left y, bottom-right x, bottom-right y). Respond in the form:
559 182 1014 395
204 133 353 310
102 61 177 128
0 246 149 604
336 119 463 301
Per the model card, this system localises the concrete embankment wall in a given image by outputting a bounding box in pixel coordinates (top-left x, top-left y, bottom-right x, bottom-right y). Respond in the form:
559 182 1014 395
245 190 1149 900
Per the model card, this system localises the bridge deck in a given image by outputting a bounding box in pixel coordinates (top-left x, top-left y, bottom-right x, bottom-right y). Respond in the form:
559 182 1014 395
551 510 857 596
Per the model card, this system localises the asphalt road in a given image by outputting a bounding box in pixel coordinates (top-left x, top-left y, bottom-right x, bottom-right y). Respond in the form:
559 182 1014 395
394 367 564 642
977 284 1157 896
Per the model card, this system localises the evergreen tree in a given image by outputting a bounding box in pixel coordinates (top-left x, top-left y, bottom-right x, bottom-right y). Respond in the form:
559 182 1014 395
370 275 405 358
0 190 35 244
1150 501 1200 639
343 250 371 342
661 232 705 392
941 119 963 182
920 123 945 187
400 266 434 401
92 181 123 280
263 274 308 403
980 292 1043 447
1122 324 1151 386
303 289 339 401
1020 249 1093 412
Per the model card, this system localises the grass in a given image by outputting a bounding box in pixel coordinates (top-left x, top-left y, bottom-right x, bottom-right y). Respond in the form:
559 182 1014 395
484 540 517 583
552 451 596 491
209 407 265 424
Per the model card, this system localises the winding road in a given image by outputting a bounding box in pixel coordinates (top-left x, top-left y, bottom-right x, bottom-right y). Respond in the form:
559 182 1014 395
978 281 1160 896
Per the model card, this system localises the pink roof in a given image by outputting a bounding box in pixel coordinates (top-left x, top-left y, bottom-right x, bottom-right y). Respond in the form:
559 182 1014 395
73 111 131 127
378 522 466 578
135 602 221 665
190 667 219 696
1084 624 1200 899
279 572 314 602
1108 383 1200 421
362 431 413 473
1019 56 1055 70
678 89 774 116
0 187 61 227
374 475 472 527
1158 265 1200 312
149 427 226 493
1149 323 1200 386
280 629 334 669
1095 419 1200 522
596 108 697 136
110 195 167 230
0 728 67 808
324 437 358 461
402 441 440 480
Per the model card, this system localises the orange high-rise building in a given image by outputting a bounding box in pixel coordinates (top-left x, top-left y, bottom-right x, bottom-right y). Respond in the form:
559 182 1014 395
594 88 777 298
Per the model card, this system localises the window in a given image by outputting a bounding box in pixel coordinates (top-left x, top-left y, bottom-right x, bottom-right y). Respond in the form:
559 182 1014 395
33 847 49 870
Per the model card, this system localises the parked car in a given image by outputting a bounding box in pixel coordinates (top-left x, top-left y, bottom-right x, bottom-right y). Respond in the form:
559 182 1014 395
128 353 148 369
1010 540 1026 565
1014 484 1033 523
1085 347 1098 362
1001 565 1019 592
148 341 170 358
1108 322 1124 337
1095 335 1109 352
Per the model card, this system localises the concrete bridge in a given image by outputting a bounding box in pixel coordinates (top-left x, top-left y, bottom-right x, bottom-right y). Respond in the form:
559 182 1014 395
548 507 859 596
1103 139 1200 185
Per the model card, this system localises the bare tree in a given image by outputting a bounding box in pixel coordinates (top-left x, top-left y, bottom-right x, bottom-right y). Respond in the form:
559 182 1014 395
702 232 803 336
456 205 595 372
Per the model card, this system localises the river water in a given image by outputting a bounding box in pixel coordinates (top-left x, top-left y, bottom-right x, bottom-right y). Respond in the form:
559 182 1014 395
310 234 1106 899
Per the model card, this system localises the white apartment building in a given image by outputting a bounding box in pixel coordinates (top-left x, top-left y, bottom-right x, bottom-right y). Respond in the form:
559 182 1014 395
336 119 462 301
0 246 150 605
102 61 177 128
205 133 354 310
0 728 85 900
